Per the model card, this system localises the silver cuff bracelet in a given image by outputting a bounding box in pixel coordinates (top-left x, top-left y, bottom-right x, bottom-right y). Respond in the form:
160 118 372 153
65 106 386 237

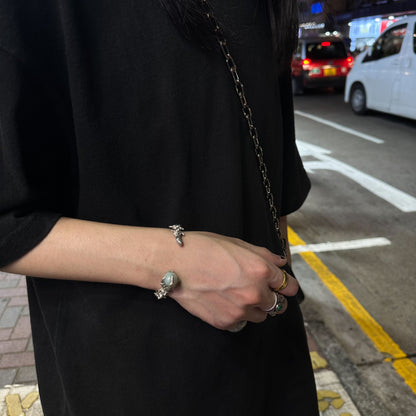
169 224 185 246
154 271 180 300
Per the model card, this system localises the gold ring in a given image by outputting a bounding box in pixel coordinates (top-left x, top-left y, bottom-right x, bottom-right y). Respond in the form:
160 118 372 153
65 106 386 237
273 270 288 292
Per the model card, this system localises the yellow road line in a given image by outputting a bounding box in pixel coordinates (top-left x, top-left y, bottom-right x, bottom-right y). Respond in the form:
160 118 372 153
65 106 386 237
288 227 416 395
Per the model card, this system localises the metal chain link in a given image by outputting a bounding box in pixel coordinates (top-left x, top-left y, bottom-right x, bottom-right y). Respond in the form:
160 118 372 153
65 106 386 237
201 0 286 257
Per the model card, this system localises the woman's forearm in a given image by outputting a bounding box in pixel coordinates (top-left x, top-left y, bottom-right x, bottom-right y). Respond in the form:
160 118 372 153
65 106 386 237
1 216 298 330
1 217 174 290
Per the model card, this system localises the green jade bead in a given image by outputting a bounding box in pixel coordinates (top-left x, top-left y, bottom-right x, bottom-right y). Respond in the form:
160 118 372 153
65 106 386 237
161 271 179 291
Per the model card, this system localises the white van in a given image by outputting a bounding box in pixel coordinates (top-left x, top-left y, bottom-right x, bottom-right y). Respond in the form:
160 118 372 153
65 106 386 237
345 15 416 121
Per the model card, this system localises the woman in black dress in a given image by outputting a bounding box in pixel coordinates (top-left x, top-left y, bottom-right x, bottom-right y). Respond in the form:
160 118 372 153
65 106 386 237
0 0 318 414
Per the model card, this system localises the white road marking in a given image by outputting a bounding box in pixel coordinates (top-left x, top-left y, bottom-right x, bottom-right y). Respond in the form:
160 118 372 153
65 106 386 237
297 141 416 213
295 110 384 144
291 237 391 254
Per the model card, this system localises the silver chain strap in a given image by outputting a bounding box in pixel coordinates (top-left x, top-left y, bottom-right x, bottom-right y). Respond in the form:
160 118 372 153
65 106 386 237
201 0 286 257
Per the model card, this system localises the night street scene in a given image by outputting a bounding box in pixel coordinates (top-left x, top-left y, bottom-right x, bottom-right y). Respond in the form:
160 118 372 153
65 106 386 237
0 1 415 415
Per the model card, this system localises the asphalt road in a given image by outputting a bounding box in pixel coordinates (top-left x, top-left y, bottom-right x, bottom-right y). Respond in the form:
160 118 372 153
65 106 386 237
291 88 416 416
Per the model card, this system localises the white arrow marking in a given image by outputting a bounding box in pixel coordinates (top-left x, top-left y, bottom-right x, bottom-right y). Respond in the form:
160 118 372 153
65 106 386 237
297 140 416 212
291 237 391 254
295 110 384 144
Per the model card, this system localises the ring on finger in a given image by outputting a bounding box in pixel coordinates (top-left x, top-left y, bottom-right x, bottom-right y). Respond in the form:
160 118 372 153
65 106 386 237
273 269 289 292
262 292 278 312
268 294 287 317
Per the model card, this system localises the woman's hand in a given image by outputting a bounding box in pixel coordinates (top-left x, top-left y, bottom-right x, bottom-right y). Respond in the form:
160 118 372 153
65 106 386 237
168 232 299 331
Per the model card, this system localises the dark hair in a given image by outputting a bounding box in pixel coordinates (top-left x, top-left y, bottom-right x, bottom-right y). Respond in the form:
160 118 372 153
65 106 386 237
160 0 298 69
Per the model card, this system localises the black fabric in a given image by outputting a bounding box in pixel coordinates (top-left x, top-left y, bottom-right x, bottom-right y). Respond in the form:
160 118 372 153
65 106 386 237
0 0 317 414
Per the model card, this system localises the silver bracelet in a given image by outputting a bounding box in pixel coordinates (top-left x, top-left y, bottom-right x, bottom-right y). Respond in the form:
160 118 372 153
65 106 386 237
154 271 180 300
169 224 185 246
154 225 184 300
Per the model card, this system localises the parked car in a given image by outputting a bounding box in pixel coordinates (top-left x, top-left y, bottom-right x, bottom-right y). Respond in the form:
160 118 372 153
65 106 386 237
345 15 416 121
291 36 353 94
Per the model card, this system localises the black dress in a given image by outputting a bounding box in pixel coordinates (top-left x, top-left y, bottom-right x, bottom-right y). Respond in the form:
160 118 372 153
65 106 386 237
0 0 318 414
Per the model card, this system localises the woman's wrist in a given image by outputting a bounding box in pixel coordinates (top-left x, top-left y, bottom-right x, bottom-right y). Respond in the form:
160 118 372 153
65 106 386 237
1 218 182 291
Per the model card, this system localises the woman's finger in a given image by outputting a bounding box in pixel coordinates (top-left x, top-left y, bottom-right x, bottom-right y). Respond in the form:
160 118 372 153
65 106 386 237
270 268 299 297
257 291 289 317
243 243 288 269
245 308 268 324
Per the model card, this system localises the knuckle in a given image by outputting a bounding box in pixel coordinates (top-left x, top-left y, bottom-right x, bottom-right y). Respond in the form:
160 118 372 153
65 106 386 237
233 287 262 306
258 246 270 257
286 279 299 296
244 290 262 306
249 261 270 280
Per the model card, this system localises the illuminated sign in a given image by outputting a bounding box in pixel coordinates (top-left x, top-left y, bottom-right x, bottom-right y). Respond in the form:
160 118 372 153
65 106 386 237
311 2 323 14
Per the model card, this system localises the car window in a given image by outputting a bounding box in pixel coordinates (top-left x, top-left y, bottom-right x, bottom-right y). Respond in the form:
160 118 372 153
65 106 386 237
414 23 416 54
306 41 347 59
365 23 407 62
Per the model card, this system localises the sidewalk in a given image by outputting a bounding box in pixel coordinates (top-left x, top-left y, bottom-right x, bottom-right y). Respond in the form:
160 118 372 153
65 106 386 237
0 273 36 386
307 329 361 416
0 271 362 415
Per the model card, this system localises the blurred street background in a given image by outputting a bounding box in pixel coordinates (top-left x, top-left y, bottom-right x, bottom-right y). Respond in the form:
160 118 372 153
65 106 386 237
292 88 416 416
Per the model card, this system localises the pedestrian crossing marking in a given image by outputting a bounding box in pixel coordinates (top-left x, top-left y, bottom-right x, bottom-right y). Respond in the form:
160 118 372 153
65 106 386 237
297 140 416 212
291 237 391 254
295 110 384 144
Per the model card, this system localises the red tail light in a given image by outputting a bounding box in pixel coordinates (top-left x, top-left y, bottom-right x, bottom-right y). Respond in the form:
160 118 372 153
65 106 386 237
302 58 311 65
321 41 331 47
347 57 353 63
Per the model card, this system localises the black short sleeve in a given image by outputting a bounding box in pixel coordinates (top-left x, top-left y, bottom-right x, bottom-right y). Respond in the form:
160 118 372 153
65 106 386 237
278 68 311 216
0 50 69 267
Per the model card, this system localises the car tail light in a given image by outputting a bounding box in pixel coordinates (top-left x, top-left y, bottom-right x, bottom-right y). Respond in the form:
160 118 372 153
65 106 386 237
346 56 354 69
321 41 331 47
302 58 311 66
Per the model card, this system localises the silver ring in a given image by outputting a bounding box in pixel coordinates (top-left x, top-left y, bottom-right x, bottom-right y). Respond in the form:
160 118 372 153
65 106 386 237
228 320 248 333
267 294 287 317
263 292 278 312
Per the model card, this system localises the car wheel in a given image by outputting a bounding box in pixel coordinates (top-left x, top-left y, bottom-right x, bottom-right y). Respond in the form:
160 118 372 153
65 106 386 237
350 84 367 115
